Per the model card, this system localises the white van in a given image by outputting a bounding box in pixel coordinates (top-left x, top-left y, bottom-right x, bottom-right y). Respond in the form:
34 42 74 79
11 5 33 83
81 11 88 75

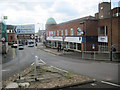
28 40 34 47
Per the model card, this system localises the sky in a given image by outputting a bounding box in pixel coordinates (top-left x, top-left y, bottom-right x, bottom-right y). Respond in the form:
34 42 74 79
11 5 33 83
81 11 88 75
0 0 119 32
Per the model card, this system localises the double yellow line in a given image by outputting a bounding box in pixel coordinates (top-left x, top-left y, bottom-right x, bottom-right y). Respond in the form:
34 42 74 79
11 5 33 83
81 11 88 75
12 48 16 59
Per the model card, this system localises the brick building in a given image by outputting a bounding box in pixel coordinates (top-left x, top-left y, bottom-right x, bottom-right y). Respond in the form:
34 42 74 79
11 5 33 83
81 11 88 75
96 2 120 52
45 2 120 52
7 25 17 44
46 16 98 52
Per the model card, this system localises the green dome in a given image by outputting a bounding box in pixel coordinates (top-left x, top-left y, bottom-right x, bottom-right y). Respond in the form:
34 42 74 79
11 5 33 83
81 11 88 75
46 18 57 24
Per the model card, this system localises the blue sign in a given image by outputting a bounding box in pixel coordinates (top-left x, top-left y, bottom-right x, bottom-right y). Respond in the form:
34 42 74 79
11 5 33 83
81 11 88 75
17 29 21 33
92 44 95 47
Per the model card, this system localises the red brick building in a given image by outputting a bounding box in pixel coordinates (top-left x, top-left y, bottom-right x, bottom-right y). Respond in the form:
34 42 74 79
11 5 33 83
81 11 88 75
46 16 98 52
7 25 17 45
45 2 120 52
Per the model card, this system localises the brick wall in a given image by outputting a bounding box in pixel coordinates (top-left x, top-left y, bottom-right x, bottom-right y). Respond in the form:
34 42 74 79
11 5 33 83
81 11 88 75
98 17 120 51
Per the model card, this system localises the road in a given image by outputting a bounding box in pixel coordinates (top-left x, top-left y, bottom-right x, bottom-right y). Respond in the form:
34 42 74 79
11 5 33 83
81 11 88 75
2 45 120 88
36 48 119 85
2 46 34 80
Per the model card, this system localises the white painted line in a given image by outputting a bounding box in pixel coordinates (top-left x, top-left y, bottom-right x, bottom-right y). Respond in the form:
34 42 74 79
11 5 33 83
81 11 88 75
31 63 34 66
2 69 10 72
101 81 120 87
50 65 68 73
39 59 46 64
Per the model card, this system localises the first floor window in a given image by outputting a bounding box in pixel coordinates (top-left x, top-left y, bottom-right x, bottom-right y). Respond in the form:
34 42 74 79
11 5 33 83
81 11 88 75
71 28 74 36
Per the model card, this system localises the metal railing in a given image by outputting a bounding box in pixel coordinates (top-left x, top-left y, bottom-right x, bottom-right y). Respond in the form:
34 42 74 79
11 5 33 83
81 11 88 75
82 51 120 61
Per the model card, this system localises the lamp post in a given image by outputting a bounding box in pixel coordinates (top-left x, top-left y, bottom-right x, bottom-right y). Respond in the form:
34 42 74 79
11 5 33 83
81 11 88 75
110 0 113 61
80 22 85 51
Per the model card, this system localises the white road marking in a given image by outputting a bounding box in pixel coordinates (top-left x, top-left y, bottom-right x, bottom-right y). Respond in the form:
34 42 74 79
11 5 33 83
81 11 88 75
2 69 11 72
31 57 46 65
101 81 120 87
39 59 46 64
50 65 68 73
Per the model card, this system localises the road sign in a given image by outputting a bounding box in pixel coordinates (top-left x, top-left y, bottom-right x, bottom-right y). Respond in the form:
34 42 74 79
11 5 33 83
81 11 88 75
17 29 21 34
1 37 5 41
31 35 34 39
92 44 95 49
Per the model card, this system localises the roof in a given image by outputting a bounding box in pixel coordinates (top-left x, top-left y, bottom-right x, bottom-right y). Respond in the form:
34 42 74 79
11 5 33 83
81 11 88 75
46 17 57 25
46 16 97 29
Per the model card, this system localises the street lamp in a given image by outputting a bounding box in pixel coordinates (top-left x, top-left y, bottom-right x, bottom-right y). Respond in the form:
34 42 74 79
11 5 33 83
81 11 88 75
80 22 85 51
110 0 113 61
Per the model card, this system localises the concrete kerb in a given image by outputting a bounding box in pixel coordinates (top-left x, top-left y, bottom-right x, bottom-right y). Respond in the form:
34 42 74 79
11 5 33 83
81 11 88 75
47 79 96 89
43 48 120 63
43 49 62 55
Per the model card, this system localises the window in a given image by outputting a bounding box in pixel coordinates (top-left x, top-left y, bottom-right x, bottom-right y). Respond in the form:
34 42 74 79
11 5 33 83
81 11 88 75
57 30 59 36
101 7 103 10
98 26 108 36
77 27 82 35
71 28 74 36
53 31 56 36
10 36 13 40
61 29 63 36
65 29 68 36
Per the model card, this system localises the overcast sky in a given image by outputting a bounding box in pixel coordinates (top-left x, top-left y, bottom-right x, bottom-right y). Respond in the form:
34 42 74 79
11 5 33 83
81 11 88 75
0 0 119 31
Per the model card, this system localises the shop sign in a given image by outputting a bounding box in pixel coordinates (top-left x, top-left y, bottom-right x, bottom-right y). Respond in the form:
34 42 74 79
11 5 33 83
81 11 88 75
47 36 82 43
98 36 108 42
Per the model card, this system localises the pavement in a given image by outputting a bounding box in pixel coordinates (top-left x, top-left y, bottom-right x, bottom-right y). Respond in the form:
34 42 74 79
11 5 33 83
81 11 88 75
37 43 119 63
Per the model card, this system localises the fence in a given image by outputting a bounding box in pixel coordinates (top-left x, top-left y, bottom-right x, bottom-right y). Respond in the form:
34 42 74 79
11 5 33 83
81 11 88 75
82 51 120 62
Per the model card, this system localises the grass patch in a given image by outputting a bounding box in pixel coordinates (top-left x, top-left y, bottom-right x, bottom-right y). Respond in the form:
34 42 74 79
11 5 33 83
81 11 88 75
64 72 73 79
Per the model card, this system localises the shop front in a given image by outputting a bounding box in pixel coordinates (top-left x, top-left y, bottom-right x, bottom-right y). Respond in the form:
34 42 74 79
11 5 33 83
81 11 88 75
46 36 82 51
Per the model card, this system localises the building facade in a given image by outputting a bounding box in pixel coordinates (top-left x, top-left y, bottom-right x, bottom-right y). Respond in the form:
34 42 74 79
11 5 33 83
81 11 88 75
7 25 17 45
46 16 98 52
96 2 120 52
46 2 120 52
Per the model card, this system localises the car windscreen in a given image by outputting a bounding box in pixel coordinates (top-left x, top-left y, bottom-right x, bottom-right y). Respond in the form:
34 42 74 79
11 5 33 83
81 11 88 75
28 42 34 44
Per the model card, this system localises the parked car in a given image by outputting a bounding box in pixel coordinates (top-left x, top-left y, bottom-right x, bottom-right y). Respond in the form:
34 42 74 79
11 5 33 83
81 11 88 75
18 44 24 50
11 44 17 48
28 40 34 47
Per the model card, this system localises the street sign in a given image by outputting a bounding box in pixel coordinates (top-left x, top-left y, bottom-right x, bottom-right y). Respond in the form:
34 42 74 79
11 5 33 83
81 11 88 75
92 44 95 49
3 16 7 19
31 35 34 39
17 29 21 34
1 37 5 41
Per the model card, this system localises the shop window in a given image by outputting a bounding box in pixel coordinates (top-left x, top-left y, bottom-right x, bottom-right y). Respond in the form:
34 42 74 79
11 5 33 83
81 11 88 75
70 42 74 49
74 43 76 49
77 43 81 50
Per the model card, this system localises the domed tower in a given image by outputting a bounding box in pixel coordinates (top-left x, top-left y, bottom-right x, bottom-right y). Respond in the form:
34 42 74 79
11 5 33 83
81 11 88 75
45 17 57 29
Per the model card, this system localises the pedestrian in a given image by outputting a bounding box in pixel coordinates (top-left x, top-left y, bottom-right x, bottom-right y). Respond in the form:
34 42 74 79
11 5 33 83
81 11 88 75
57 45 59 52
112 47 116 52
66 44 68 52
59 44 61 51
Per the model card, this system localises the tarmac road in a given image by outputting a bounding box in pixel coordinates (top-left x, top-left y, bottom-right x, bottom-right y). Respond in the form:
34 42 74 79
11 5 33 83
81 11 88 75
2 46 35 80
35 46 120 87
1 44 120 88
